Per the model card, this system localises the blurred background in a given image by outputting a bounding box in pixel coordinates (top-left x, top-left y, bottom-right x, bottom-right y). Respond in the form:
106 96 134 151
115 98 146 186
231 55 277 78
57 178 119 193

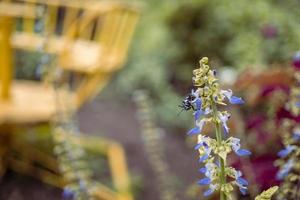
0 0 300 200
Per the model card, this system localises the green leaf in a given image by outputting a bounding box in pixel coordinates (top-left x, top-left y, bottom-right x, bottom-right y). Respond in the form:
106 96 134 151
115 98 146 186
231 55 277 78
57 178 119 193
255 186 279 200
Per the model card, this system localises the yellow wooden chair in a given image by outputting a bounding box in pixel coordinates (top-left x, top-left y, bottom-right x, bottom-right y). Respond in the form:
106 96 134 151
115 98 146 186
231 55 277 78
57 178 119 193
0 1 140 199
0 0 140 124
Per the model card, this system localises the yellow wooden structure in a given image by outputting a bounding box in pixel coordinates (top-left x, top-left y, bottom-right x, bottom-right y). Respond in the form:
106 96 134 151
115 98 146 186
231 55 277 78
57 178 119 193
0 0 140 199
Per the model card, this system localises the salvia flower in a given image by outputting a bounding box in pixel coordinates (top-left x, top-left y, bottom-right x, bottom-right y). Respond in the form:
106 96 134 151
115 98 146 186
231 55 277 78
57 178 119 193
220 89 245 105
188 126 201 136
218 111 231 135
204 183 219 197
276 159 294 180
184 57 252 199
198 161 220 196
292 127 300 141
277 145 296 158
233 170 249 195
228 137 252 157
275 66 300 200
195 135 214 162
198 162 218 185
62 187 75 200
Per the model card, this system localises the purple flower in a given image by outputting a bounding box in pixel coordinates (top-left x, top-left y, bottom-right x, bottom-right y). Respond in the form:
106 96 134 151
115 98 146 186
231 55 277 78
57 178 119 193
194 110 203 121
293 128 300 141
199 167 207 174
229 137 251 156
193 98 204 121
195 118 208 133
194 98 202 110
235 149 252 156
192 95 212 121
234 170 248 195
198 162 218 194
196 136 212 162
199 153 210 163
204 184 218 196
194 107 211 121
277 145 296 158
218 111 231 135
236 177 249 186
187 127 200 135
198 177 211 185
204 189 214 196
62 188 74 199
229 96 245 104
198 144 212 163
276 159 294 180
221 89 245 105
239 187 248 196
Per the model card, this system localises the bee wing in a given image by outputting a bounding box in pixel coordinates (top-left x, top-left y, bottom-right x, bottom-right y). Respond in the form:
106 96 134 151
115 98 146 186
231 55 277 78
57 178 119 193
177 108 185 116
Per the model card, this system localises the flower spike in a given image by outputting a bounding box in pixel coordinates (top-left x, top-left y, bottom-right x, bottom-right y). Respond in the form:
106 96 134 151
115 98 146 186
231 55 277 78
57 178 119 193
183 57 252 199
277 145 296 158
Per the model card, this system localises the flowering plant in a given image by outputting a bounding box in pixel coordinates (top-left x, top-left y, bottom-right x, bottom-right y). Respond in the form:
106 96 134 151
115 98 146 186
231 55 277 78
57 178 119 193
275 124 300 200
185 57 278 200
275 62 300 200
134 90 177 200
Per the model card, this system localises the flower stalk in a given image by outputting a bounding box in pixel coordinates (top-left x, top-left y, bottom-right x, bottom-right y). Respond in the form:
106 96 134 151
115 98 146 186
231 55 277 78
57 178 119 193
212 102 227 200
184 57 250 199
134 90 177 200
183 57 278 200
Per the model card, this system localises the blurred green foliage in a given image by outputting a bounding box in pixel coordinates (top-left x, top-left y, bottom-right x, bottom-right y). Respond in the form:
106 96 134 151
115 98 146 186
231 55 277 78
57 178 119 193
111 0 192 129
111 0 300 129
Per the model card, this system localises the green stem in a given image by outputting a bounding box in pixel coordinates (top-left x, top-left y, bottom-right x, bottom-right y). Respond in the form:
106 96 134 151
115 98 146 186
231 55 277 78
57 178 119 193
212 103 227 200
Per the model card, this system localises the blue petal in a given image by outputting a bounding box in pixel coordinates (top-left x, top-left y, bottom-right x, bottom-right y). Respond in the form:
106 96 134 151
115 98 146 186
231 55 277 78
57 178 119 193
198 167 207 174
230 96 245 104
236 149 251 156
276 171 285 180
187 127 200 135
194 143 203 150
293 133 300 141
194 110 203 121
195 99 202 110
204 189 214 196
296 102 300 107
223 125 229 136
239 188 247 195
215 160 220 167
198 178 211 185
62 188 74 199
277 148 290 158
276 168 290 180
276 160 293 180
237 177 248 186
199 154 209 163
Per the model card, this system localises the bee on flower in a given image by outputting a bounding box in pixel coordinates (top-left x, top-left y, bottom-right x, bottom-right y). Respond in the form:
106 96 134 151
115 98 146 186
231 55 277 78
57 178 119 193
184 57 251 199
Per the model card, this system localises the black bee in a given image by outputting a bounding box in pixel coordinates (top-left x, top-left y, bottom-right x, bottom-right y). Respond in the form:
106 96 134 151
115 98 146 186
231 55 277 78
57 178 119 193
178 93 196 115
